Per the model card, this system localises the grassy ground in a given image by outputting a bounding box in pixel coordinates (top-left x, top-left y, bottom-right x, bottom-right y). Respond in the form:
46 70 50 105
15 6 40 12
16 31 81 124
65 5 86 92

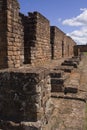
84 103 87 130
83 52 87 55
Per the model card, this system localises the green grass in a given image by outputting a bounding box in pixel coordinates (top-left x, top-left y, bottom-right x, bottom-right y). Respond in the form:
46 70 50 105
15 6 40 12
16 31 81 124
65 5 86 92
84 103 87 130
83 52 87 55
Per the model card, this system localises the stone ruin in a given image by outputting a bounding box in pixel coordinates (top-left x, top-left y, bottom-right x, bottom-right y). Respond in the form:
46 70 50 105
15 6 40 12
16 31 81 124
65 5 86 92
0 0 76 69
0 0 84 130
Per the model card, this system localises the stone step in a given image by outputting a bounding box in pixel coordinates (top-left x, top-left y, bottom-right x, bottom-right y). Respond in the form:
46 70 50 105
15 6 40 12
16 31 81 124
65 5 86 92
64 85 78 94
51 92 86 102
50 70 70 92
69 58 80 64
54 66 74 73
51 84 64 92
64 59 79 65
50 70 64 78
61 62 77 68
64 71 80 94
51 78 65 85
51 78 66 92
72 56 81 61
64 57 80 64
64 60 74 63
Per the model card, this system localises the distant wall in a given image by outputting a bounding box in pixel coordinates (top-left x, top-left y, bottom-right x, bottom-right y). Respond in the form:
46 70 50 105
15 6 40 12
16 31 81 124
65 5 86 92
50 26 64 59
65 36 76 57
74 45 87 56
50 26 76 59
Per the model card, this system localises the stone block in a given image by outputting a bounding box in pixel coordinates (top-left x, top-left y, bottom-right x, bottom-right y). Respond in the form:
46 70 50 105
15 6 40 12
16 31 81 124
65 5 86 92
50 70 63 78
61 62 77 68
64 85 78 94
54 66 74 73
0 67 52 127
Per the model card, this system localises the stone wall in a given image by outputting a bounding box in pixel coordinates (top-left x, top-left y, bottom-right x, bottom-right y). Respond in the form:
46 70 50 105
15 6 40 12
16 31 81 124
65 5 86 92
50 26 65 59
7 0 24 68
20 13 31 64
0 0 76 69
50 26 76 59
0 0 24 69
0 0 78 129
65 36 76 57
21 12 51 66
74 45 87 56
0 68 53 129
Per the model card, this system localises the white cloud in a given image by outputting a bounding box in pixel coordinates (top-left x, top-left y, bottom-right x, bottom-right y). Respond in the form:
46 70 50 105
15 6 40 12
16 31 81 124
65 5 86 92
62 8 87 44
62 8 87 26
80 8 87 11
67 27 87 44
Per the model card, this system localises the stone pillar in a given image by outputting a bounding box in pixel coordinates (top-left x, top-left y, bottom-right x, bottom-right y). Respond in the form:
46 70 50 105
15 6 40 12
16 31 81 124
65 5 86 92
21 12 51 66
0 0 24 69
50 26 65 59
7 0 24 68
29 12 51 66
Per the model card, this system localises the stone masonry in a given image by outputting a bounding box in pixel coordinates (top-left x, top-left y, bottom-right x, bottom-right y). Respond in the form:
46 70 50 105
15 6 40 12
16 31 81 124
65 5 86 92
74 45 87 56
21 12 51 66
7 0 24 68
0 0 24 69
66 36 76 57
0 68 53 130
50 26 76 60
0 0 76 69
50 26 65 59
0 0 80 130
63 35 76 57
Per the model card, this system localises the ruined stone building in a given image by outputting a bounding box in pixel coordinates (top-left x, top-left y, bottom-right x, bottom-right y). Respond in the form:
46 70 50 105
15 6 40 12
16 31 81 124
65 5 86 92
0 0 82 130
0 0 76 69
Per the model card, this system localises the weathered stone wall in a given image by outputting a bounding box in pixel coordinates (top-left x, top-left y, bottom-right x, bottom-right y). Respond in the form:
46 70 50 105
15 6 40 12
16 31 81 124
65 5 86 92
0 0 75 69
0 68 53 129
21 12 51 66
0 0 78 129
7 0 24 68
50 26 65 59
70 37 76 56
65 36 76 57
0 0 24 69
74 45 87 56
50 26 76 59
20 13 32 64
63 35 68 57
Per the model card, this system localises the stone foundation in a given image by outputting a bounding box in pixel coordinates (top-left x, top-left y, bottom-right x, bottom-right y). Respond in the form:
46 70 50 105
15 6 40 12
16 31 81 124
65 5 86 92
0 68 53 129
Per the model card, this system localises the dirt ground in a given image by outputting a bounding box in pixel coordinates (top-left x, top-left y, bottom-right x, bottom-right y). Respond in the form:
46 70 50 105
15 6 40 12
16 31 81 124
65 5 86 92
44 55 87 130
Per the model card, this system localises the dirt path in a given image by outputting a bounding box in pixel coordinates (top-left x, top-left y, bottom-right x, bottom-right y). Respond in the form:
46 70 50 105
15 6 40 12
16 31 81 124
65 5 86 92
49 55 87 130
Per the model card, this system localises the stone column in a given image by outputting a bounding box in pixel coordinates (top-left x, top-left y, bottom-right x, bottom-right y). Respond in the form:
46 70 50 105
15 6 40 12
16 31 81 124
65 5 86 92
7 0 24 68
0 0 24 69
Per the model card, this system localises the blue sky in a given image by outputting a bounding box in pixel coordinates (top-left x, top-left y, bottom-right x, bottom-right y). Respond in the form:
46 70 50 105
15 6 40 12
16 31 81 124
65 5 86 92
18 0 87 44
